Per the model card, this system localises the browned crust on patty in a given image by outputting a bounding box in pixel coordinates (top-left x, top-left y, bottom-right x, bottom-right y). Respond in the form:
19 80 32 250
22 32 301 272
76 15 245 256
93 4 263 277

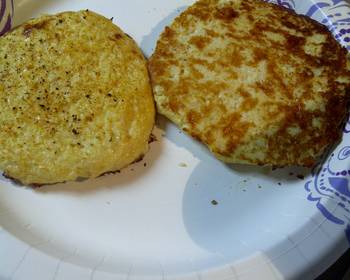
149 0 350 167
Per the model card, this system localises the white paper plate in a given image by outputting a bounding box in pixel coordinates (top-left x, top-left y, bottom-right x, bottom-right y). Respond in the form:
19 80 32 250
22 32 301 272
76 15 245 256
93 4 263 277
0 0 350 279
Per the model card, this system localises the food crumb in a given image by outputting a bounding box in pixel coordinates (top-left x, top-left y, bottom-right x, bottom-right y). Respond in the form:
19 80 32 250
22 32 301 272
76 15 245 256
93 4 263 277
148 134 157 143
179 162 187 167
258 185 262 189
297 174 305 180
211 200 218 206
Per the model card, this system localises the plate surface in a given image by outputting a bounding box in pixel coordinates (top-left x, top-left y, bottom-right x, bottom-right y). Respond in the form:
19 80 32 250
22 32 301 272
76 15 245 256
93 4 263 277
0 1 350 280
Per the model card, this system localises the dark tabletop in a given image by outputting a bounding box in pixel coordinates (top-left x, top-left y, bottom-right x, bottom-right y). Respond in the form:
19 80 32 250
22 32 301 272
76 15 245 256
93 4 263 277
316 249 350 280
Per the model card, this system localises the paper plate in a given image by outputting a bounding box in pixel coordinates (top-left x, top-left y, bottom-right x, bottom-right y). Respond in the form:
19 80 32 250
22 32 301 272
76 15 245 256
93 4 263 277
0 0 349 279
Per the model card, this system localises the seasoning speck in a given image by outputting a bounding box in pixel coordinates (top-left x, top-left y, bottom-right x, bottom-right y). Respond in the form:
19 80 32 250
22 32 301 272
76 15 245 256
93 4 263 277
179 162 187 167
297 174 305 180
278 182 282 186
211 200 218 206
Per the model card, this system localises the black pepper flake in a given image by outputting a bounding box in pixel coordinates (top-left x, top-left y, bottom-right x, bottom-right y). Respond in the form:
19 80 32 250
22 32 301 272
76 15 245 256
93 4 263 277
110 17 114 21
55 87 59 91
143 163 147 167
211 200 218 206
297 174 305 180
278 182 282 186
58 19 63 24
107 93 112 97
86 94 90 98
72 129 79 135
39 104 45 109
